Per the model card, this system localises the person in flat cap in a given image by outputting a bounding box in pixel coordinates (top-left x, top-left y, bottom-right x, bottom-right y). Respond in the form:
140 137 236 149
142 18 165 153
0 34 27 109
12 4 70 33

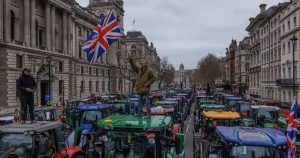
17 68 37 124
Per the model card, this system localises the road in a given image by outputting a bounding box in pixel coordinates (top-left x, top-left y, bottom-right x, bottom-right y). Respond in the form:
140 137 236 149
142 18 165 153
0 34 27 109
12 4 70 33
184 103 195 158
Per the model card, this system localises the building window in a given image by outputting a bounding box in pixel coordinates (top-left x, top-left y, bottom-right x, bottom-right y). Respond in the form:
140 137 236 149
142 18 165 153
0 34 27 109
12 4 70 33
294 17 297 27
288 67 291 78
282 24 285 33
288 41 291 53
16 80 19 97
89 81 92 92
78 27 82 36
80 81 84 93
59 80 64 95
16 55 23 68
10 10 15 40
59 61 63 72
89 67 92 75
96 81 99 92
282 43 286 54
108 81 110 91
283 68 286 79
288 21 291 30
96 68 99 76
294 66 297 79
79 42 83 59
102 81 105 91
81 66 84 75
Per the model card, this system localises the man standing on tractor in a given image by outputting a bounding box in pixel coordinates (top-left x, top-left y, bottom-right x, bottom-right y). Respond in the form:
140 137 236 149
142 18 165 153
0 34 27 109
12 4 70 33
17 68 37 124
128 53 155 118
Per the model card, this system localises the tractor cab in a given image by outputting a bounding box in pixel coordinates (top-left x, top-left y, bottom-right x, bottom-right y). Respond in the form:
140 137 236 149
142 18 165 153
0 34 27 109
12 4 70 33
127 98 140 115
243 105 280 128
94 114 185 158
65 104 114 148
235 101 251 118
0 121 84 158
194 110 240 139
108 99 128 114
208 126 287 158
34 106 58 121
225 97 242 111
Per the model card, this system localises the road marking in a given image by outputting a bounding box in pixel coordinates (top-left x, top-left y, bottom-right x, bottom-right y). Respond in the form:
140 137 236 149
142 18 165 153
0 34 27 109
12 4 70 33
189 118 192 123
185 124 190 133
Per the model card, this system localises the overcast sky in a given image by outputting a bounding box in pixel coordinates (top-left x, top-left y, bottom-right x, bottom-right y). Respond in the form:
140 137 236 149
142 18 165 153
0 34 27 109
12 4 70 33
76 0 285 69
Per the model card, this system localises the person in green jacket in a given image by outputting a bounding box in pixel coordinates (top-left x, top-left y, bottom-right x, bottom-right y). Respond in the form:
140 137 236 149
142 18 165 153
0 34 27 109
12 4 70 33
128 54 155 117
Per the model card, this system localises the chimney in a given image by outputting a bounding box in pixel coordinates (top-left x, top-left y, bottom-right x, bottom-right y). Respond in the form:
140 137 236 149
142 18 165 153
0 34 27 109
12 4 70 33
259 4 267 13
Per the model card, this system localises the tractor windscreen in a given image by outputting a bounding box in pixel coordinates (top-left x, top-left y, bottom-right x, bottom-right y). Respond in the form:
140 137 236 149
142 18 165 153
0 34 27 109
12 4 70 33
81 110 102 124
0 133 32 158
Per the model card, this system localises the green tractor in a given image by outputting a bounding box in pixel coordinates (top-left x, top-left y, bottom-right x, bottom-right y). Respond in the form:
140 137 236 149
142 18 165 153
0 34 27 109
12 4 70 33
88 114 185 158
242 105 280 128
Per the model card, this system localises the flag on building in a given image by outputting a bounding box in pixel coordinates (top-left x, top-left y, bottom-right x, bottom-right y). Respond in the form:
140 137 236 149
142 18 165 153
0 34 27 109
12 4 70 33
81 9 123 65
287 97 298 158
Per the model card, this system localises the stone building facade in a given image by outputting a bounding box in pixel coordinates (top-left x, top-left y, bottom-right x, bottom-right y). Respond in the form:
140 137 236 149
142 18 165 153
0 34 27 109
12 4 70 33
124 31 161 91
234 37 251 93
279 0 300 102
225 40 237 86
0 0 137 115
174 63 193 90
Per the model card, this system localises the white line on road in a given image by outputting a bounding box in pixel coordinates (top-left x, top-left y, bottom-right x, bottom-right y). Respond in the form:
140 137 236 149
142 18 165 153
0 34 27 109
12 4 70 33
189 118 192 123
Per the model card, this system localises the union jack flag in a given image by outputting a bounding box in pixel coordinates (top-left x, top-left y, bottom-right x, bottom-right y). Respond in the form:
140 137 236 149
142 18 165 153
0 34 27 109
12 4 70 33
82 9 123 65
287 97 298 158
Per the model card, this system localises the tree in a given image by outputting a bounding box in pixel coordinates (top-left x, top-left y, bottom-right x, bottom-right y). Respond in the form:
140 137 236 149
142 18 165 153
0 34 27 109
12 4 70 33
194 53 224 85
156 56 175 89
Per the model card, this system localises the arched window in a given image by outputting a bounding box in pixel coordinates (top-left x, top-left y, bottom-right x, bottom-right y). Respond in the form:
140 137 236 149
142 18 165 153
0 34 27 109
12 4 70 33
102 81 105 91
10 10 15 40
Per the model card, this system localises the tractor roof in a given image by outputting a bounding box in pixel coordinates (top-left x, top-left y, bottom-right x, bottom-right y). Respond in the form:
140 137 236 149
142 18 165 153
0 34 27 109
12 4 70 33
128 98 139 102
0 121 60 133
97 114 172 131
202 111 240 119
35 106 56 111
251 105 280 110
77 104 113 110
225 97 242 101
216 126 286 147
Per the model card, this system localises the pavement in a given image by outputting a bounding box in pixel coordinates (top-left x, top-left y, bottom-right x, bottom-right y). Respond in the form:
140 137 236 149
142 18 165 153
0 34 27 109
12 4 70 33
184 103 195 158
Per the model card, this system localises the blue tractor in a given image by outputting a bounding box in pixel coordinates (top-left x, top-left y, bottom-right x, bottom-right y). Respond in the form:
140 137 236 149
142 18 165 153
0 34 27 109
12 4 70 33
65 104 114 149
206 126 288 158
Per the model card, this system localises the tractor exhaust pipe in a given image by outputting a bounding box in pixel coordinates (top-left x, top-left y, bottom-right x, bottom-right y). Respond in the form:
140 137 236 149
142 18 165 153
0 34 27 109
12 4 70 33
86 134 96 158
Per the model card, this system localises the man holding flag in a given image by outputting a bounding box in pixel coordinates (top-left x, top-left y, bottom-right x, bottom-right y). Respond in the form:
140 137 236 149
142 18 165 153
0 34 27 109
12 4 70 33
287 96 298 158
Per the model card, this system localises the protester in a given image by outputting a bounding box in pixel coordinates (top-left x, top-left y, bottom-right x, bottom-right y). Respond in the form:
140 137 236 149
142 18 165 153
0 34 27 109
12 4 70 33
17 68 37 124
128 54 155 118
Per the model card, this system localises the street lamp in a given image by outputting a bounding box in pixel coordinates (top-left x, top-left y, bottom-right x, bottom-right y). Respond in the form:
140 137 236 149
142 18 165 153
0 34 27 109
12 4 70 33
46 55 52 96
290 35 298 97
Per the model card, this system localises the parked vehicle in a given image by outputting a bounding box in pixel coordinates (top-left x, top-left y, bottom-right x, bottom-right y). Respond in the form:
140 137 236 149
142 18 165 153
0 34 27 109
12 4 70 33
65 104 114 148
0 121 84 158
34 106 58 121
207 126 287 158
93 114 185 158
194 110 240 138
242 105 280 128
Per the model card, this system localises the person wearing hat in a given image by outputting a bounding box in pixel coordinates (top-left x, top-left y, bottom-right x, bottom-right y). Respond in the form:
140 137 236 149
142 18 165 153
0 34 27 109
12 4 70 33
17 68 37 124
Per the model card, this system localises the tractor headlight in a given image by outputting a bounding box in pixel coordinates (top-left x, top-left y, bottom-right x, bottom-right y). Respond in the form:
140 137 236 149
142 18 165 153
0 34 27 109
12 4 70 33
23 131 29 136
149 138 155 145
278 146 282 149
